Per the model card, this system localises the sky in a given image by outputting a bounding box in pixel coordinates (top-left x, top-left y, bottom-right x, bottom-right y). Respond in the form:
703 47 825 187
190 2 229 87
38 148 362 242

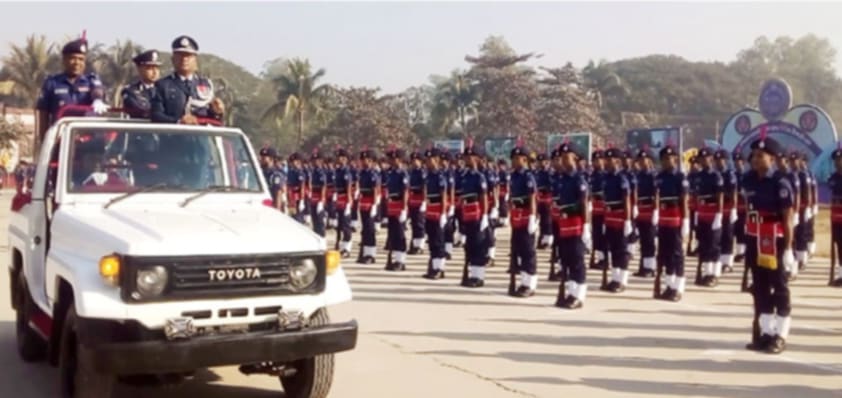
2 1 842 93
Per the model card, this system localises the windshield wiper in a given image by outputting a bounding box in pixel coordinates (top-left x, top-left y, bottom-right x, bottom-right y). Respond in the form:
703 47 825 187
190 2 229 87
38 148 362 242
179 185 253 207
104 182 187 209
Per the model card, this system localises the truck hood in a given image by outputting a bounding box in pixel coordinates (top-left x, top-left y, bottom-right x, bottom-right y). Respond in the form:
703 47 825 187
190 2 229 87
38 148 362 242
51 203 325 256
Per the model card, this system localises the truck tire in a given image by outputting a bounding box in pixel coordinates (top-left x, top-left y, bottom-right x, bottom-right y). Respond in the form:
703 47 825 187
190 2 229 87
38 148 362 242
59 307 115 398
15 276 47 362
279 308 335 398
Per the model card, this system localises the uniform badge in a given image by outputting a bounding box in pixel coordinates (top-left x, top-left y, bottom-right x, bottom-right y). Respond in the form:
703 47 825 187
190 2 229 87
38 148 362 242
779 188 788 198
273 176 282 185
180 37 190 47
54 88 69 94
197 84 212 100
80 44 86 53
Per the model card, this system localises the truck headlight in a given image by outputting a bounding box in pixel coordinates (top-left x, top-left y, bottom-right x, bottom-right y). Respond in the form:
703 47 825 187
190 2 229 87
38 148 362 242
289 258 317 289
133 266 168 299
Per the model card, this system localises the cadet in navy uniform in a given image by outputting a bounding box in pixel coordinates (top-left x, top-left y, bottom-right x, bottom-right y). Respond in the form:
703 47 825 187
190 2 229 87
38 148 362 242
286 153 307 224
442 152 457 259
497 160 511 227
260 148 286 211
407 151 427 254
483 159 500 264
692 148 724 287
733 152 749 263
385 149 410 271
422 148 449 279
309 151 328 237
535 154 554 249
121 50 161 118
798 153 819 257
601 148 633 293
654 145 690 301
459 143 490 288
743 134 796 354
589 150 608 269
356 148 381 264
829 146 842 287
334 148 354 257
36 37 108 142
774 152 800 280
634 148 658 278
791 152 814 271
715 149 739 274
552 143 590 308
507 145 538 297
325 156 337 229
150 35 224 124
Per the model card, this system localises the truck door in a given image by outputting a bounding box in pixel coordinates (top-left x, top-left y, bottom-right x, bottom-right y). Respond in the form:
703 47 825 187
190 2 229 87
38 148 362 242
25 132 62 307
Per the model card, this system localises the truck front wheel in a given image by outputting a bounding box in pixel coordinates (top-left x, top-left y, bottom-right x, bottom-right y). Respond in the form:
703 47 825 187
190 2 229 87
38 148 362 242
59 307 115 398
279 308 335 398
15 275 47 362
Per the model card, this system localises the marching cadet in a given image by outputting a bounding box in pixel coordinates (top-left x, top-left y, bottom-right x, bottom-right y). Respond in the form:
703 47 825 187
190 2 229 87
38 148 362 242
36 36 108 143
442 152 457 260
260 147 286 211
601 148 633 293
423 148 449 279
122 49 161 118
408 151 427 254
552 143 590 308
548 147 565 282
150 35 224 124
829 145 842 287
459 142 490 288
622 150 640 260
792 152 817 270
801 154 819 257
497 159 511 227
743 133 795 354
734 152 748 263
286 153 308 224
775 152 801 280
385 148 410 271
309 150 328 237
634 148 658 278
334 148 354 257
687 155 703 257
535 154 554 249
453 154 468 248
654 145 690 301
715 149 739 274
325 155 337 230
349 158 360 232
483 158 500 264
378 157 391 228
590 150 608 269
508 144 539 297
692 148 724 287
357 148 381 264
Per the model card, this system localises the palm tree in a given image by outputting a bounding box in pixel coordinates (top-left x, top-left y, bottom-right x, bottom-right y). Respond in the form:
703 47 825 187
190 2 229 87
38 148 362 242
1 35 59 107
582 61 628 109
431 71 480 136
262 58 331 146
94 40 143 105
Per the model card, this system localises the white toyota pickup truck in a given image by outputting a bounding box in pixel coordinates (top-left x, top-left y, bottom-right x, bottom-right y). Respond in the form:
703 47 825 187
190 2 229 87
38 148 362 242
8 115 357 398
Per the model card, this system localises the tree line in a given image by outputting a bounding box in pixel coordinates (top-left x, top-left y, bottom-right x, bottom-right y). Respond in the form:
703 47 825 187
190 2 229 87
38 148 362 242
2 33 841 154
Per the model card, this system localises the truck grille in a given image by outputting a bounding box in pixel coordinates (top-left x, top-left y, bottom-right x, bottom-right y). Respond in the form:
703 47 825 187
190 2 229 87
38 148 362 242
120 252 325 302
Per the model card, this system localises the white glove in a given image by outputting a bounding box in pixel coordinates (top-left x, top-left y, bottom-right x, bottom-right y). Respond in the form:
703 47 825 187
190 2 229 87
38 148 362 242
369 205 376 218
440 213 447 229
712 212 722 230
448 205 455 217
354 189 360 200
92 99 109 115
813 204 819 217
528 214 538 235
651 210 659 226
632 205 639 219
783 249 795 270
587 201 593 214
316 201 324 213
344 205 351 217
623 220 633 237
480 215 489 231
490 207 499 220
804 207 812 221
582 223 592 249
792 213 800 226
729 208 737 223
693 212 698 226
681 218 690 239
399 208 407 223
419 201 427 212
297 200 305 212
331 193 337 202
504 193 510 202
304 215 312 224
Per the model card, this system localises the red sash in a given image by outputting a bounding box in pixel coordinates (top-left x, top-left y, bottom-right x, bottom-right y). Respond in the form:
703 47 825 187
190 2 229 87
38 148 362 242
426 202 443 220
737 196 747 213
310 189 324 203
605 209 627 230
359 195 375 211
510 207 530 229
659 205 682 227
723 199 735 214
832 203 842 224
287 187 302 204
746 212 783 238
696 202 719 223
499 185 509 196
408 192 424 207
387 200 404 216
557 213 583 237
637 203 655 222
537 190 552 205
592 199 605 216
335 193 349 209
461 202 481 222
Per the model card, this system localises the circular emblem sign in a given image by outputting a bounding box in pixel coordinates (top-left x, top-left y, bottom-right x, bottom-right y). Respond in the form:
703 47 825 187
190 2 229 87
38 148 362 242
758 78 792 121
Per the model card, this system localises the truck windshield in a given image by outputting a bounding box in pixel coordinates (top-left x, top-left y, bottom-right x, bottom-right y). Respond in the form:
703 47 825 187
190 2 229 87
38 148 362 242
66 127 262 193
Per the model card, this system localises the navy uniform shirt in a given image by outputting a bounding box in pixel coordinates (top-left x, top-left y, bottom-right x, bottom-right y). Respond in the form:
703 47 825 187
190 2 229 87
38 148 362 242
498 169 511 192
829 171 842 202
485 167 499 190
426 170 448 202
780 169 800 205
311 167 327 195
535 168 551 194
287 167 306 193
603 170 630 208
693 167 723 202
36 73 105 121
636 169 656 203
510 168 536 208
720 167 737 203
150 74 220 123
552 170 587 213
590 170 605 200
386 168 409 200
459 169 487 201
624 169 638 194
655 169 688 206
409 167 426 193
335 166 352 195
358 167 380 196
742 169 794 218
796 169 811 205
263 166 286 205
121 81 156 118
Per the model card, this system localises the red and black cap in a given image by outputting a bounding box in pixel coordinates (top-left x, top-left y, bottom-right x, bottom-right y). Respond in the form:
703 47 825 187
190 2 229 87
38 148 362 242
659 145 678 158
714 149 729 160
172 35 199 54
133 50 162 66
259 147 278 158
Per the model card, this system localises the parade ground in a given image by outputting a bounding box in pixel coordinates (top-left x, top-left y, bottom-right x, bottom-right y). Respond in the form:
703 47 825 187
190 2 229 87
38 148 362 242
0 192 840 398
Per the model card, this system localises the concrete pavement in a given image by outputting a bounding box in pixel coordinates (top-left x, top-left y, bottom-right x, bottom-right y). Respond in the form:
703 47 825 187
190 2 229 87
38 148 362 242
0 191 840 397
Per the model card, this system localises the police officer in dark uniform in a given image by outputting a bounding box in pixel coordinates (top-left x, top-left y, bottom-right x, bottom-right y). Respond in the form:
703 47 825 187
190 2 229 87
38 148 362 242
589 149 608 269
775 151 800 280
357 148 381 264
743 134 795 354
385 148 410 271
459 142 489 288
634 148 658 278
535 154 554 249
442 152 457 259
325 155 337 230
601 148 633 293
654 145 690 301
791 152 814 272
286 153 307 224
715 149 739 274
552 143 590 308
734 152 748 263
121 49 162 118
150 35 224 124
508 144 538 297
692 148 724 287
422 148 449 279
407 151 427 254
309 151 328 237
483 158 500 264
497 159 511 227
36 37 108 143
334 148 354 257
260 147 285 211
829 146 842 287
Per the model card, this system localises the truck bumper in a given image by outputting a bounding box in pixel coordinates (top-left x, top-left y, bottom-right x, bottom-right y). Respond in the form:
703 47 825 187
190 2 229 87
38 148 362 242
83 320 358 375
